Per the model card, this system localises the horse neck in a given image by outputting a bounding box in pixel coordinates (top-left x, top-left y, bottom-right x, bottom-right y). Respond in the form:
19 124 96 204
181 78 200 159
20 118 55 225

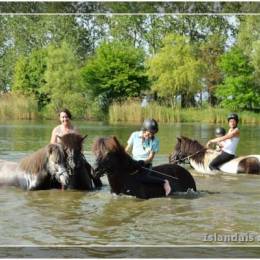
19 147 47 175
190 149 218 173
106 153 137 194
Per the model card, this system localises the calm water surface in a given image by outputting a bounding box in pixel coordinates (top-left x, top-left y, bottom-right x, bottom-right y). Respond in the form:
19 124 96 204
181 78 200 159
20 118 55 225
0 120 260 257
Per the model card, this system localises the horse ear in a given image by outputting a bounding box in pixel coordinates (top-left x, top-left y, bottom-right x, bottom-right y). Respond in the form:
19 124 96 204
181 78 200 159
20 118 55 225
112 135 119 143
47 144 55 154
176 137 181 142
81 135 88 142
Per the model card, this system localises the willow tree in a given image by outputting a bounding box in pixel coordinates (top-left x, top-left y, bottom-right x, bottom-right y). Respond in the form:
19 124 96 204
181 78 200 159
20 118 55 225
147 34 204 107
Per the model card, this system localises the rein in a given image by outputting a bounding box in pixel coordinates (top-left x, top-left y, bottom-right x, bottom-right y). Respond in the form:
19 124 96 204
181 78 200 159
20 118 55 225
141 167 179 180
172 147 207 164
129 167 179 180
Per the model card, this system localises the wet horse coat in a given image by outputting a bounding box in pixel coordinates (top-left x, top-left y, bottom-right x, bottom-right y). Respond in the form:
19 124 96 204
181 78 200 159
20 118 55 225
170 136 260 174
0 144 70 190
58 133 102 190
92 136 197 199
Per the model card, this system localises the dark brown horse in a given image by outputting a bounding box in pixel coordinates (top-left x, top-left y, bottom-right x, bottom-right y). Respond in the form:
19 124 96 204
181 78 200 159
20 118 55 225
92 136 197 199
0 144 70 190
58 133 102 190
170 136 260 174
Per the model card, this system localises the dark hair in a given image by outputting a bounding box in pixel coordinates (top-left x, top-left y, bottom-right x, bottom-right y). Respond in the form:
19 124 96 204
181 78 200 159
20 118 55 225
59 108 72 120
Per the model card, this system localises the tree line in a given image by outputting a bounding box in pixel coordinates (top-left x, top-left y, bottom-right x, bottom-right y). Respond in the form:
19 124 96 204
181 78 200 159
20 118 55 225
0 15 259 119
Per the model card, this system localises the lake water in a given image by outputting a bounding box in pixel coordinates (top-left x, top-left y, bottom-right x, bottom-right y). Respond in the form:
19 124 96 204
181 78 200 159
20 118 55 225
0 120 260 257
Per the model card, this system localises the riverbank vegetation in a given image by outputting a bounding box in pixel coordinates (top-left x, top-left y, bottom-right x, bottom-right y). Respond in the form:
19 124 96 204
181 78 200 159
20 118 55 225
0 7 259 123
109 101 260 125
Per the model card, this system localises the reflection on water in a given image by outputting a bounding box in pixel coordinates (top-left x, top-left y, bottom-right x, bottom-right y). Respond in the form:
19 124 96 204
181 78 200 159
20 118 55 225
0 120 260 257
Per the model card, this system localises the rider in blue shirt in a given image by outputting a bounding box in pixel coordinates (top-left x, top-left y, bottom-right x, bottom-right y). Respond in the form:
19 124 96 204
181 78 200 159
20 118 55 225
125 119 171 196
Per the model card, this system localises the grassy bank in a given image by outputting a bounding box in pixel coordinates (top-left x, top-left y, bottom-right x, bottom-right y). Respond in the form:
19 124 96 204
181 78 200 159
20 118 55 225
109 101 260 125
0 93 39 120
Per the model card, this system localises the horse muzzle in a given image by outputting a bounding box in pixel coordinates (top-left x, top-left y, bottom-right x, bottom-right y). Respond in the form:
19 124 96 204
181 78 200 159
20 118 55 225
56 168 70 186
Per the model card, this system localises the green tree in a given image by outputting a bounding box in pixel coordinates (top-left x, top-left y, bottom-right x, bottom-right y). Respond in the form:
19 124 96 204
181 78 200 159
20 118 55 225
41 42 87 118
147 34 204 107
216 47 259 110
199 34 226 105
81 40 148 112
237 16 260 56
12 48 48 109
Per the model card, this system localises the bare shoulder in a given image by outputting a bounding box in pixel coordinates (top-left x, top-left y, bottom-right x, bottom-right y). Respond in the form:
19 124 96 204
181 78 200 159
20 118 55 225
52 125 61 134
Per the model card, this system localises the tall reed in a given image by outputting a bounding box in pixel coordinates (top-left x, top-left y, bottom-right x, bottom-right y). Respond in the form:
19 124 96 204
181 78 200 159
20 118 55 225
109 101 260 125
0 93 39 120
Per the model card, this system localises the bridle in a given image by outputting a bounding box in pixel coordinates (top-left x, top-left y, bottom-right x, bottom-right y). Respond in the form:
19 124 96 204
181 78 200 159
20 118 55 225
170 148 207 165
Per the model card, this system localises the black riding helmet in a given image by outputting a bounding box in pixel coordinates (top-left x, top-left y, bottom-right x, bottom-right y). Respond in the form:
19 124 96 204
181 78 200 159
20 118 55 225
142 119 159 134
215 127 226 137
227 113 239 123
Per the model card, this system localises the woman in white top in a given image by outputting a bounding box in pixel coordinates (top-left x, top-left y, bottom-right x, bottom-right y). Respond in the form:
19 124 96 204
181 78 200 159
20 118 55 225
207 113 240 170
50 108 80 144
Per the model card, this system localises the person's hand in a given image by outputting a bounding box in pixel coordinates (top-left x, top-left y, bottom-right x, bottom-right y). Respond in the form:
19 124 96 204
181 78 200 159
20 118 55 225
164 179 171 196
206 140 212 148
137 160 145 167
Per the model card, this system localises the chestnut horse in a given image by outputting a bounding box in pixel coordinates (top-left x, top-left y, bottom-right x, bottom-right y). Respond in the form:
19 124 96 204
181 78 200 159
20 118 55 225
92 136 197 199
0 144 70 190
170 136 260 174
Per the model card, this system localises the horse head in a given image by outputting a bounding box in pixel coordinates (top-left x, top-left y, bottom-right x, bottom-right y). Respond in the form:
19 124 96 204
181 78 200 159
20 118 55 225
46 144 70 187
92 136 126 178
19 143 70 188
169 137 188 164
57 133 87 172
169 136 206 165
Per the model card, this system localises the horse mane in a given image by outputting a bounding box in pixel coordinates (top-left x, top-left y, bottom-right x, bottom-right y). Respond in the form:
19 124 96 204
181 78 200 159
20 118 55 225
19 147 48 175
92 136 126 160
58 133 86 151
176 136 207 164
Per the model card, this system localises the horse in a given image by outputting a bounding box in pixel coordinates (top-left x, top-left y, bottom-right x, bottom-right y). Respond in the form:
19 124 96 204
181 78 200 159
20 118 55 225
92 136 197 199
0 144 70 190
169 136 260 175
57 133 102 190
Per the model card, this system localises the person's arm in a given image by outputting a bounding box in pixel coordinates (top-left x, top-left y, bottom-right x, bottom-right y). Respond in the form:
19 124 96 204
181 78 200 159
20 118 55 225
50 127 57 144
207 128 240 147
125 132 134 153
144 138 159 164
125 143 132 153
144 151 155 164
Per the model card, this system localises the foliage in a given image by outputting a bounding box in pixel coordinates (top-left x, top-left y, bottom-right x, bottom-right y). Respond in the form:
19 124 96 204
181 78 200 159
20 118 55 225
0 93 38 120
12 48 48 109
216 47 259 110
41 42 87 118
147 34 204 107
199 34 226 105
81 40 148 112
109 100 260 124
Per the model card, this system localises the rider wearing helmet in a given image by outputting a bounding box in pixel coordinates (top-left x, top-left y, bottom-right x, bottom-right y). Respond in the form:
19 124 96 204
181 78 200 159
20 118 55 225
215 127 226 152
207 113 240 170
126 118 159 166
215 127 226 137
125 118 171 196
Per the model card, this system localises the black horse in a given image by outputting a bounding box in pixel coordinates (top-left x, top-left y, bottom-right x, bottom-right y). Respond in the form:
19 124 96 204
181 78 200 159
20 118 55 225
58 133 102 190
92 136 197 199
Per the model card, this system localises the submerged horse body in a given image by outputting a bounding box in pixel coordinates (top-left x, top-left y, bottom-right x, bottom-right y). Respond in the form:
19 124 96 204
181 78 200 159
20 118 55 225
92 136 196 199
58 133 102 190
170 136 260 175
0 144 70 190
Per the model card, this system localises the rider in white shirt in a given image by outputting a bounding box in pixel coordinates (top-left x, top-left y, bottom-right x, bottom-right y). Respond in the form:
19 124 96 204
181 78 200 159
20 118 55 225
207 113 240 170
